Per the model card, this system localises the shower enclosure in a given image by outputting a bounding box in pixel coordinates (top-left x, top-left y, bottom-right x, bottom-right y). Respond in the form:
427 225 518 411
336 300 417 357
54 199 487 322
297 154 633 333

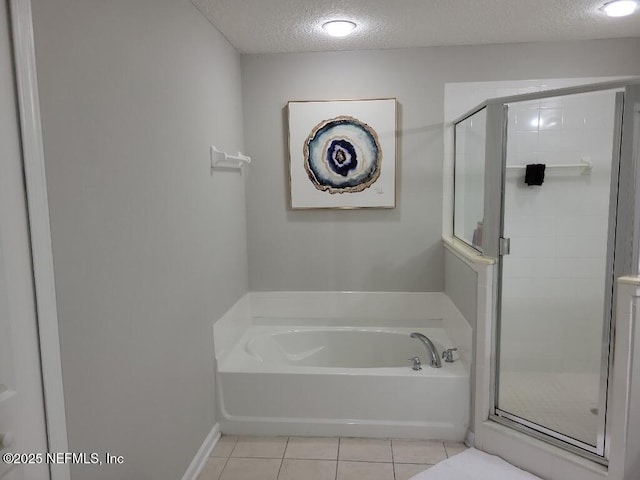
453 80 640 464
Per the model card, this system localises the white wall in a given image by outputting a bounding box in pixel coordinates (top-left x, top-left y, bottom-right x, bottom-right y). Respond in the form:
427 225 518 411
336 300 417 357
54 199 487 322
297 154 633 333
31 1 247 478
242 39 640 293
242 49 445 292
444 250 478 330
0 2 50 478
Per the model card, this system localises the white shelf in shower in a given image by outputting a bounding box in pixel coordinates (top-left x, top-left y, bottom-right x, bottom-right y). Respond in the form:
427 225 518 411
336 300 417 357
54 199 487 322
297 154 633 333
505 158 592 176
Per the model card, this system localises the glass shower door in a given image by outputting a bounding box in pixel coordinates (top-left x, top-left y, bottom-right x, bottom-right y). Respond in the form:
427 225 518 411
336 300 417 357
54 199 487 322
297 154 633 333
494 89 622 459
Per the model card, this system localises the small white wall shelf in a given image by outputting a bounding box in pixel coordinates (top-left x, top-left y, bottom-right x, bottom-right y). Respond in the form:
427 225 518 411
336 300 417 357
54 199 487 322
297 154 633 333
506 158 593 176
210 145 251 171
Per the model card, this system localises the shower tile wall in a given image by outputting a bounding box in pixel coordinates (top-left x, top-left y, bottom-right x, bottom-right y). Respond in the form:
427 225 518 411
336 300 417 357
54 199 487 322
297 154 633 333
500 90 617 375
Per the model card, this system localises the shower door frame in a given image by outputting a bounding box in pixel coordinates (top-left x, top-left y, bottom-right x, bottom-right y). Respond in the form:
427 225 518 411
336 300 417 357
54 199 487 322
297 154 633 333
491 87 624 463
452 78 640 467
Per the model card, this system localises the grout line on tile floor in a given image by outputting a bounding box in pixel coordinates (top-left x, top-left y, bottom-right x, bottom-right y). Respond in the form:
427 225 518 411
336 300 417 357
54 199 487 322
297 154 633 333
215 454 231 480
228 437 238 458
275 437 289 479
215 437 235 480
445 442 452 459
334 438 340 480
390 439 396 480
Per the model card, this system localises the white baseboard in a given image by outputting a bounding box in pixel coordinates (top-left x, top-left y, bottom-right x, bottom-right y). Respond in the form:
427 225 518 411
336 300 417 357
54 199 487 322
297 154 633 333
181 423 221 480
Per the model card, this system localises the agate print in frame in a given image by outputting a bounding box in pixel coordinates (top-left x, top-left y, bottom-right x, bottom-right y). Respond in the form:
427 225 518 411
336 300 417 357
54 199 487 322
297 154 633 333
288 99 397 209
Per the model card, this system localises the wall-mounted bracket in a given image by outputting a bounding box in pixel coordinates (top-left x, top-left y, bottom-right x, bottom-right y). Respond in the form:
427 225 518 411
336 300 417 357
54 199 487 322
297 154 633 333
210 145 251 172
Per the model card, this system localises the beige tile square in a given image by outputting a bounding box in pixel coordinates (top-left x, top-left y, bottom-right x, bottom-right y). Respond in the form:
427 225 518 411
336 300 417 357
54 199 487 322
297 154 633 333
444 441 468 458
393 463 432 480
231 436 288 459
338 437 392 462
278 459 337 480
220 458 281 480
337 461 394 480
197 458 227 480
285 437 338 460
391 439 447 464
212 436 238 458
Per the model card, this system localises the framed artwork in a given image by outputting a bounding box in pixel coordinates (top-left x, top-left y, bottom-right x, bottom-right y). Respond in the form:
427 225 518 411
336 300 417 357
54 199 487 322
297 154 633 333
287 98 397 209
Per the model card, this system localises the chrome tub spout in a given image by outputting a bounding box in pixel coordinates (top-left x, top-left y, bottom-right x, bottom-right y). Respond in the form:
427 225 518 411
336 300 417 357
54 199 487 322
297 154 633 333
410 332 442 368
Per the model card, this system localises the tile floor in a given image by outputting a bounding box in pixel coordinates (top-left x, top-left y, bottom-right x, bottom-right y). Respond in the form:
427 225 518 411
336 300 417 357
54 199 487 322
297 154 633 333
197 436 468 480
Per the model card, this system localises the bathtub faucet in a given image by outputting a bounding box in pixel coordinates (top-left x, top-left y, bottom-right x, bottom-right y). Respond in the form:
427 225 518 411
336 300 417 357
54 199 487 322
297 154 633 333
410 333 442 368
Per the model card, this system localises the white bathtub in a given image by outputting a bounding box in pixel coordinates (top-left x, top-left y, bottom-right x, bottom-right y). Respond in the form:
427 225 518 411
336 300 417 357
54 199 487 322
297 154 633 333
216 321 470 439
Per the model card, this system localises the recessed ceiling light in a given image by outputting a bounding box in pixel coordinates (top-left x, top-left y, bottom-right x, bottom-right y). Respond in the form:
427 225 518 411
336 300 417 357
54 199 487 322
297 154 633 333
322 20 357 37
601 0 638 17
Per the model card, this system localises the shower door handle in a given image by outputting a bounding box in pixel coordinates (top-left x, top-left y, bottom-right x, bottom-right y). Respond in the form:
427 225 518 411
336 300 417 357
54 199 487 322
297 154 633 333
499 237 511 256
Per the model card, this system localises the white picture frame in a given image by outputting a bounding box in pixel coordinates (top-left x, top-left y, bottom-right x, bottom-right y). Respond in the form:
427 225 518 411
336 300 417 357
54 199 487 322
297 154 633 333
288 98 397 209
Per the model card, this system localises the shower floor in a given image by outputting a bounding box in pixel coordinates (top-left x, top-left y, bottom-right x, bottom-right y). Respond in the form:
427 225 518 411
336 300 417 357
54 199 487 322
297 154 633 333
498 371 600 446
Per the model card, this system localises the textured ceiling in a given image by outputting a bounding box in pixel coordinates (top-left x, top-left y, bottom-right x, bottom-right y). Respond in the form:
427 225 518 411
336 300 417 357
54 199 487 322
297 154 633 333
191 0 640 54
